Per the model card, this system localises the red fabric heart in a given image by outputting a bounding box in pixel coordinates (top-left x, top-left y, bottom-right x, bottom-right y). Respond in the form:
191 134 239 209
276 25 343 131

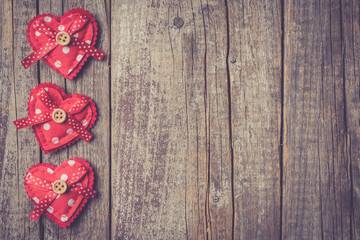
13 82 97 154
24 158 96 228
22 8 105 79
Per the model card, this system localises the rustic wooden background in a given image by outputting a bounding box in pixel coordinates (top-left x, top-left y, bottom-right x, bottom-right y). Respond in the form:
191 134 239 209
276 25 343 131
1 0 360 239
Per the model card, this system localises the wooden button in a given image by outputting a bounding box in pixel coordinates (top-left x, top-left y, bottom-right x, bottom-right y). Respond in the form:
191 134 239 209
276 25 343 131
52 180 67 194
56 32 71 46
52 109 67 123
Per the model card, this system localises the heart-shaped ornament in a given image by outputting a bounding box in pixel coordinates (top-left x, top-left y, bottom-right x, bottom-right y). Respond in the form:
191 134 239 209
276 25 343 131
22 8 105 79
13 82 97 154
24 158 96 228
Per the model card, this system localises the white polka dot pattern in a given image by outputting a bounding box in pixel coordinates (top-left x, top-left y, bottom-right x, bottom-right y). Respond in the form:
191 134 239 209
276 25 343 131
13 111 52 129
67 15 89 35
66 114 93 142
44 16 52 23
13 88 60 129
27 175 58 222
68 199 75 207
68 165 88 184
61 215 68 222
26 159 96 223
54 60 61 68
46 206 54 213
76 54 83 61
52 137 59 144
70 186 96 199
29 191 57 222
72 37 105 61
43 123 50 130
68 97 89 113
37 88 58 110
21 14 105 71
21 39 58 69
62 46 70 54
14 88 94 145
61 174 68 181
68 160 75 166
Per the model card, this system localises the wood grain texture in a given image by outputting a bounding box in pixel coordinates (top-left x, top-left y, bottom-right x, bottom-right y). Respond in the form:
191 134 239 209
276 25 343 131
0 0 19 239
110 1 188 238
0 0 40 239
1 0 360 239
342 0 360 238
283 0 352 239
111 0 236 238
228 0 282 239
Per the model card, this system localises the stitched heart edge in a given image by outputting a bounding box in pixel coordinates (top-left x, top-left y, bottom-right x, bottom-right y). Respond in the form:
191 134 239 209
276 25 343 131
27 82 97 154
24 158 95 229
26 8 99 80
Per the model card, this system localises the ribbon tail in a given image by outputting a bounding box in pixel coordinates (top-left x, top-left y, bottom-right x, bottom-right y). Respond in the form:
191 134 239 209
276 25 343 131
29 192 58 222
67 114 93 142
72 38 105 60
22 40 59 69
70 186 96 199
13 112 52 129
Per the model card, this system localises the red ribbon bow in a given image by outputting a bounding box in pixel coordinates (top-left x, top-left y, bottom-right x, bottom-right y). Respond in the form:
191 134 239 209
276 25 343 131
21 13 104 70
13 88 93 142
25 159 96 223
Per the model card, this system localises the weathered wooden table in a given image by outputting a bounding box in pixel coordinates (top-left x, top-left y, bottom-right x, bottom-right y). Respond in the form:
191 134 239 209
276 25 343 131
1 0 359 239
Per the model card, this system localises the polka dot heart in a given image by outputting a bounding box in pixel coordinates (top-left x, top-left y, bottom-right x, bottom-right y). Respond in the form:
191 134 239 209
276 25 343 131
22 8 105 80
13 82 97 154
24 158 96 229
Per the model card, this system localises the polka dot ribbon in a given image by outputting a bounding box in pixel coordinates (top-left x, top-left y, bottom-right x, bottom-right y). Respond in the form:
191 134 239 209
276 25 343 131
26 170 96 222
66 114 93 142
13 88 93 142
22 14 105 69
13 111 52 129
22 39 59 69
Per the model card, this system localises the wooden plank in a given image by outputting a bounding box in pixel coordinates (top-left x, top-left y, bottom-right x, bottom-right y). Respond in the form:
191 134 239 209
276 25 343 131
0 0 19 239
61 1 111 239
110 1 188 238
342 0 360 238
0 0 40 239
185 1 234 238
228 0 282 239
172 0 234 238
283 0 352 239
168 1 209 238
111 0 234 238
168 1 208 239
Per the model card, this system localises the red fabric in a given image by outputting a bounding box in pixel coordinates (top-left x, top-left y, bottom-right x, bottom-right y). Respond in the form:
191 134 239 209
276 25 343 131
22 8 104 79
13 82 97 154
24 158 96 229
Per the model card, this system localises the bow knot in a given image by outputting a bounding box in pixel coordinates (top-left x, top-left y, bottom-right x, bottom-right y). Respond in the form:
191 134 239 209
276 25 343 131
22 13 104 71
13 87 93 143
25 160 96 222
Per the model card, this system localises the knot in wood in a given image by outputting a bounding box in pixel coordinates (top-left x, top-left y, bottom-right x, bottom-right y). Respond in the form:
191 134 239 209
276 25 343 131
173 17 184 28
213 196 219 203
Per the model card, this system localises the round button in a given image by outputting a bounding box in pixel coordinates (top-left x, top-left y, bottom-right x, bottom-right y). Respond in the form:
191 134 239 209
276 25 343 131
52 180 67 194
52 109 67 123
56 31 71 46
